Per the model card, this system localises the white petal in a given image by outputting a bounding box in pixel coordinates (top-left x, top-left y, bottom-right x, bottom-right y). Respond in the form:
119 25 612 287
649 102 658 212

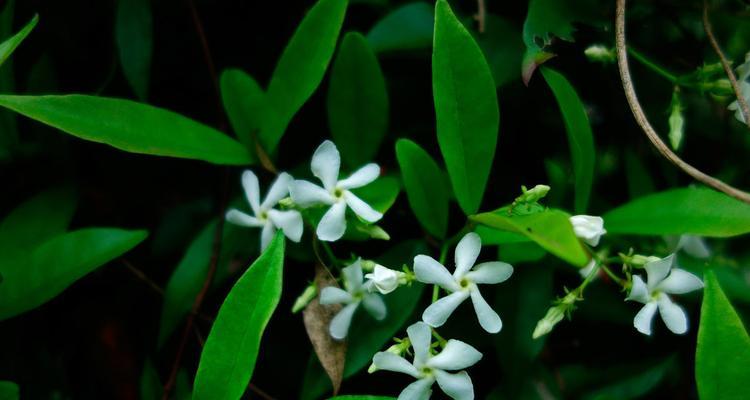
267 209 303 242
464 262 513 284
414 255 460 292
365 265 402 294
329 302 359 340
344 191 382 222
289 180 334 207
454 233 481 278
398 378 434 400
338 163 380 189
626 275 650 304
362 294 387 320
678 235 711 259
569 215 607 247
407 321 433 367
657 269 704 295
658 294 688 334
342 259 364 293
261 172 293 210
578 259 597 279
316 202 347 242
311 140 341 192
241 170 261 215
645 254 675 290
427 340 482 370
225 209 263 227
319 287 352 305
470 288 502 333
434 370 474 400
260 222 275 250
372 352 420 378
422 291 470 328
633 301 658 336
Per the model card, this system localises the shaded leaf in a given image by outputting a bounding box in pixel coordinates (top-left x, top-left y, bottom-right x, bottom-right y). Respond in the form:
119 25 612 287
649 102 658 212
140 358 161 400
115 0 152 100
366 2 433 53
0 381 19 400
220 68 265 152
0 14 37 68
474 15 524 87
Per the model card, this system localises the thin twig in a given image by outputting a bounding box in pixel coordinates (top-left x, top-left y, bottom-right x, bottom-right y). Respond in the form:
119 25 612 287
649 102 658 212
614 0 750 204
474 0 486 33
247 383 277 400
123 260 164 295
702 0 750 128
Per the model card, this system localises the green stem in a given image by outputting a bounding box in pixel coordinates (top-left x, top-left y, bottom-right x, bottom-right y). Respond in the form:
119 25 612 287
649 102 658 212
628 47 679 83
600 264 628 288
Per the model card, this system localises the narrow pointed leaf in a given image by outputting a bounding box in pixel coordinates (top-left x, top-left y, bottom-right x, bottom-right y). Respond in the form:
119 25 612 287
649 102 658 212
0 14 37 68
366 2 433 53
115 0 152 100
220 69 265 153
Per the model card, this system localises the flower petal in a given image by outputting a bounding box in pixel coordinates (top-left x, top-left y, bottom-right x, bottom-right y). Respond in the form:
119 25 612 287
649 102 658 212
633 301 658 336
329 302 359 340
657 269 704 295
319 287 353 305
454 233 481 278
626 275 650 304
657 294 688 334
311 140 341 192
434 370 474 400
261 172 293 210
414 255 460 292
464 262 513 284
260 222 275 250
241 170 261 215
372 352 420 378
342 259 364 293
677 235 711 259
338 163 380 189
569 215 606 247
407 321 432 367
362 294 387 320
422 291 470 328
317 202 347 242
289 180 334 207
225 209 263 227
427 339 483 371
268 209 303 242
343 191 383 223
470 288 502 333
645 254 675 290
397 378 434 400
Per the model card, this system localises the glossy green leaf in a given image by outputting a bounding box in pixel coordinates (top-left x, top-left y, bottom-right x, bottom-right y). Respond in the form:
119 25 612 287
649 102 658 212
696 270 750 400
475 225 531 245
366 2 433 53
541 67 595 213
603 187 750 237
0 228 148 320
220 68 265 153
0 14 37 68
327 32 388 167
193 232 285 400
0 381 19 400
498 241 546 264
260 0 347 153
395 138 448 238
679 256 750 304
471 207 589 267
350 175 401 214
433 0 499 215
115 0 152 100
0 95 252 165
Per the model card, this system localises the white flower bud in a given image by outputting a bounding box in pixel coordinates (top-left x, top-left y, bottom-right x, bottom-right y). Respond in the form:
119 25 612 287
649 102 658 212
584 45 616 63
570 215 607 246
365 265 406 295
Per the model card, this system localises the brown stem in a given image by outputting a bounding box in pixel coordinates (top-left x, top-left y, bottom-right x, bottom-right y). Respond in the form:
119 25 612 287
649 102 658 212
247 383 277 400
702 0 750 128
614 0 750 204
123 260 164 295
474 0 486 33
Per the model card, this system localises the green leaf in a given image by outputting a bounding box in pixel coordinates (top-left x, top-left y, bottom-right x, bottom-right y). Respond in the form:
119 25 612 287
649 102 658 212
350 175 401 214
696 270 750 400
540 67 595 213
603 187 750 237
260 0 348 153
0 95 252 165
0 228 148 320
328 397 395 400
474 15 524 87
327 32 388 167
580 358 674 400
432 0 499 215
476 225 531 245
115 0 152 100
220 68 265 153
366 2 433 53
193 232 285 400
0 381 19 400
395 138 449 238
140 358 161 400
624 150 655 199
0 14 37 68
471 207 589 267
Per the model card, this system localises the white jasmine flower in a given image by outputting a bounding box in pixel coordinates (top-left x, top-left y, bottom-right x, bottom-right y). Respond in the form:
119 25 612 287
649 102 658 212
289 140 382 242
728 81 750 124
365 264 407 295
570 215 607 246
319 259 387 340
666 235 711 259
225 170 303 250
626 254 704 335
372 321 482 400
415 233 513 333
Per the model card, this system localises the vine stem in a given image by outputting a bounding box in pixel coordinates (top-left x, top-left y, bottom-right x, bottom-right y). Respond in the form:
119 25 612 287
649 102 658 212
614 0 750 204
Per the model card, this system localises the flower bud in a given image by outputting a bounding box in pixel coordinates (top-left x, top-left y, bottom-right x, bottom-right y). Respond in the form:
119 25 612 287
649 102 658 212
584 45 616 63
291 283 317 313
368 339 410 373
668 91 684 151
365 265 406 295
569 215 607 246
533 306 565 339
629 254 661 267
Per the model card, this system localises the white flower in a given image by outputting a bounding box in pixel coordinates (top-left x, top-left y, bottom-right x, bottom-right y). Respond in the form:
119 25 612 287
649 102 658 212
365 264 406 295
626 254 704 335
666 235 711 259
414 233 513 333
728 81 750 124
319 259 386 339
225 170 303 250
289 140 382 242
570 215 607 246
372 321 482 400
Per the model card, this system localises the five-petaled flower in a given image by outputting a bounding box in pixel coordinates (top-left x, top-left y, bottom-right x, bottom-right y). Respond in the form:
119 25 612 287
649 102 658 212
289 140 383 242
626 254 704 335
372 321 482 400
365 264 407 295
320 259 387 340
570 215 607 246
414 232 513 333
225 170 303 250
